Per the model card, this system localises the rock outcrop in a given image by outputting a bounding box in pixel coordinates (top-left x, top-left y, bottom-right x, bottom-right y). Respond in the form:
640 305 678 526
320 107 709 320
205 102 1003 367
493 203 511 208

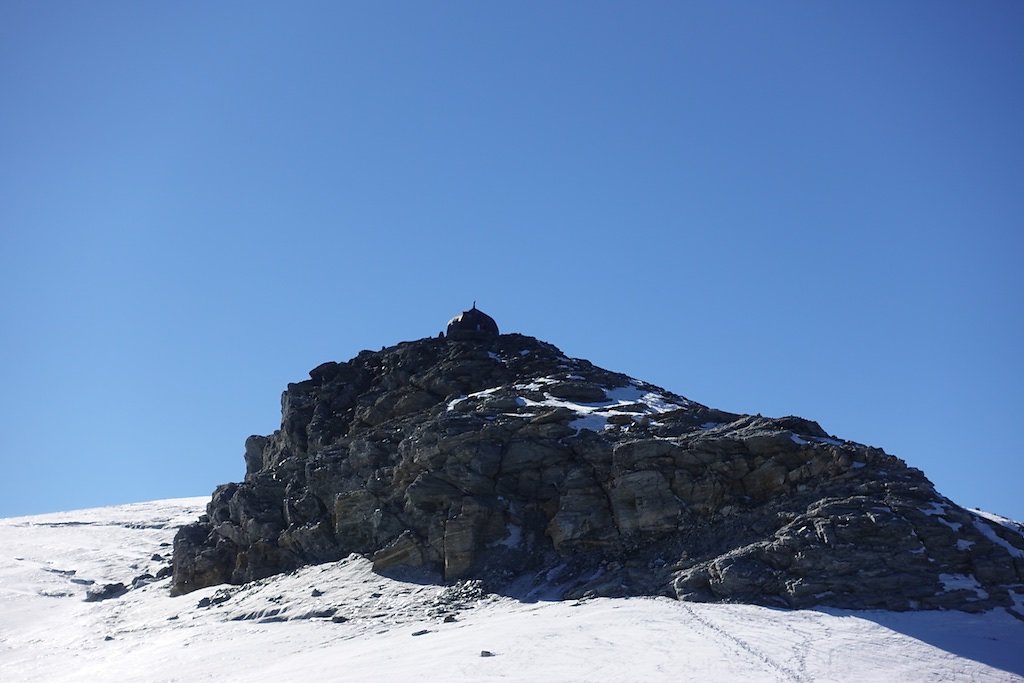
172 331 1024 615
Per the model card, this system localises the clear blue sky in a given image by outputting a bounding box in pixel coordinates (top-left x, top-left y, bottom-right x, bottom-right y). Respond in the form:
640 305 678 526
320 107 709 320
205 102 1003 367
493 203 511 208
2 2 1021 520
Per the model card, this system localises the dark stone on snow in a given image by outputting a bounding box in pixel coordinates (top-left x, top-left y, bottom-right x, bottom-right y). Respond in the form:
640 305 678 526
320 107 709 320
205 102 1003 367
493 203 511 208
131 573 155 589
85 583 127 602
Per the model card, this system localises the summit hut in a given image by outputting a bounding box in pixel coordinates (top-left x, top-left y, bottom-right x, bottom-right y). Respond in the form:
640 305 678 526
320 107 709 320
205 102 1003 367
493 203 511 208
446 303 499 340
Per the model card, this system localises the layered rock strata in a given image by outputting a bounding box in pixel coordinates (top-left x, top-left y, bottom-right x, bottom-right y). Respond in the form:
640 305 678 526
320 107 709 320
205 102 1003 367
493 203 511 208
172 333 1024 614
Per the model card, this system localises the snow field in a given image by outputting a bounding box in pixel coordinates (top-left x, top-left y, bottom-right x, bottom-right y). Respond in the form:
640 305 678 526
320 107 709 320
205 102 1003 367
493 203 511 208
1 499 1022 682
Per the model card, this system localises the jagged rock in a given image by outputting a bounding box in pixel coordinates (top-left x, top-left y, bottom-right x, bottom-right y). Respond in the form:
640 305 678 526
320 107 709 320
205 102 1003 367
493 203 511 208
85 583 127 602
131 573 155 589
171 326 1024 615
372 531 427 571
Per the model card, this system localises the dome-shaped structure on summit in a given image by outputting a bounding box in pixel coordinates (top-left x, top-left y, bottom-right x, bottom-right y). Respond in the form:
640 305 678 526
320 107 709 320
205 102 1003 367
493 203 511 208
446 303 499 340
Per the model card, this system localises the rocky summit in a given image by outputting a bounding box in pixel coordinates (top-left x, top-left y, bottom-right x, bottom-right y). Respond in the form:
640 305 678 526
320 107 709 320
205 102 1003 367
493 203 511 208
172 312 1024 615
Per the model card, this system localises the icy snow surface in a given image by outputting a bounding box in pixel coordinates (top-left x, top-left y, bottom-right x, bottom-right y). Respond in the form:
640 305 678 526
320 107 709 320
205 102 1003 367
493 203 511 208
939 573 990 600
972 515 1024 560
519 379 689 433
1 499 1023 682
446 378 690 435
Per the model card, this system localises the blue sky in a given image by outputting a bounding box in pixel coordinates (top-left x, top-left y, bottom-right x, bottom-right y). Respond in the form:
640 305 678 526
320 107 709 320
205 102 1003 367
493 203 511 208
1 2 1021 520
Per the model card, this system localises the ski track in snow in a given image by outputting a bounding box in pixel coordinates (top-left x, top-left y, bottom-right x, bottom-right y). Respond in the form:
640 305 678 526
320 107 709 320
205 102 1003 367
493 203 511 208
675 602 809 683
1 499 1023 683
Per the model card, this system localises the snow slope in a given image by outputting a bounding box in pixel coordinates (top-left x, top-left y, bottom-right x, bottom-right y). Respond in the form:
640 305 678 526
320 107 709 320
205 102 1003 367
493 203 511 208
1 499 1022 682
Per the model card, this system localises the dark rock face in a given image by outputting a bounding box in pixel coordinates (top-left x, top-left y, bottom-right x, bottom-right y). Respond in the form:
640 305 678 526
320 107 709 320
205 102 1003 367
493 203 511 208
171 333 1024 615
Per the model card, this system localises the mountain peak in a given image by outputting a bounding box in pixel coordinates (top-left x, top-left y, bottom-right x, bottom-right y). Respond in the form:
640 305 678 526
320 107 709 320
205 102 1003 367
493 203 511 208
172 331 1024 615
